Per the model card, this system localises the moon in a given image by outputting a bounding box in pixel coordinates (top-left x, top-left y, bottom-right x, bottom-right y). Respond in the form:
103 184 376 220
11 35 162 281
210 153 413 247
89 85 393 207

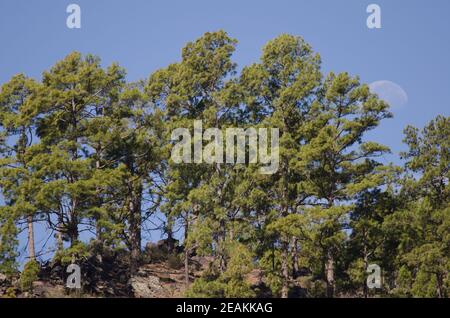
369 80 408 109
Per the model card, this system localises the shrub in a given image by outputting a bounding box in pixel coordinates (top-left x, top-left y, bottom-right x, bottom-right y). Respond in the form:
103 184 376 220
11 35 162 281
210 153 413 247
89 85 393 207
185 278 226 298
4 287 17 298
20 260 40 292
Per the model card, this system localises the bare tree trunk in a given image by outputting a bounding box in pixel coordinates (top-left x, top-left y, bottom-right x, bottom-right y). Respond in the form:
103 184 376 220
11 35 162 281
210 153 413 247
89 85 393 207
56 228 63 253
95 158 102 242
56 211 64 253
69 199 79 248
218 218 227 273
27 215 36 261
326 249 335 298
271 242 275 271
129 182 142 275
281 242 290 298
363 245 369 298
325 197 336 298
290 237 299 278
69 221 79 248
184 215 190 287
436 273 444 298
279 158 292 298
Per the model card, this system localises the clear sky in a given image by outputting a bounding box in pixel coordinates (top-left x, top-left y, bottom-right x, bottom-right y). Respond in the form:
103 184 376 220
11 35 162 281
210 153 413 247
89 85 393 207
1 0 449 262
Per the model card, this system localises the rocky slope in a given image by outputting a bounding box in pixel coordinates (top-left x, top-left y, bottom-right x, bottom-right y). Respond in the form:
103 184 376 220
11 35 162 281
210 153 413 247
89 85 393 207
0 240 228 298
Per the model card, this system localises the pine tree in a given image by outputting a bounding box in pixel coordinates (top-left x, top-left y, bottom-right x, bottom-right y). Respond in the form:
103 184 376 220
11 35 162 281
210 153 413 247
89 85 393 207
238 34 322 298
385 115 449 298
346 181 400 297
148 30 239 286
0 74 40 261
300 71 392 297
26 53 129 263
103 82 166 274
0 208 18 277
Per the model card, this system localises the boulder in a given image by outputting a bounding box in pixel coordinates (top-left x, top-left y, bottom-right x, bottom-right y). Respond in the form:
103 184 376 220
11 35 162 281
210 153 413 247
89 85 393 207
129 275 164 298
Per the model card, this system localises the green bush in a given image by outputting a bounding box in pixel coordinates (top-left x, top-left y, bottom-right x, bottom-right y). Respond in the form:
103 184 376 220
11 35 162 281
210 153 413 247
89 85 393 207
20 260 40 292
54 241 89 265
185 278 226 298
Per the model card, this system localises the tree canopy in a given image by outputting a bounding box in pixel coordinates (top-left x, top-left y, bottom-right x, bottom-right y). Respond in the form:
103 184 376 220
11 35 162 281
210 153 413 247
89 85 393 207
0 31 448 298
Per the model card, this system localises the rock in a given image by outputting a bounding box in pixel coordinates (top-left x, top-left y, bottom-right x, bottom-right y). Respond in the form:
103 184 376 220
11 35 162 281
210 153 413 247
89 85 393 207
50 265 63 282
190 256 214 275
31 280 65 298
0 273 8 296
129 275 164 298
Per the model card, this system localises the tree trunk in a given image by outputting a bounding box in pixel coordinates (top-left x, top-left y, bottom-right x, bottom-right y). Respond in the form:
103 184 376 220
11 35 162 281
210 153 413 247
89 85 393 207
27 215 36 261
56 212 64 253
129 183 142 275
281 242 290 298
290 237 299 278
69 221 79 248
69 201 79 248
363 245 369 298
218 219 227 273
325 196 336 298
326 249 335 298
56 228 63 253
271 242 275 271
436 273 444 298
95 158 102 242
184 215 190 287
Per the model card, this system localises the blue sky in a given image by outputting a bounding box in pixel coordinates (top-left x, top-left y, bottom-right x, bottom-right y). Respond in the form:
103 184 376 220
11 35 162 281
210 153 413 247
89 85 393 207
1 0 449 262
